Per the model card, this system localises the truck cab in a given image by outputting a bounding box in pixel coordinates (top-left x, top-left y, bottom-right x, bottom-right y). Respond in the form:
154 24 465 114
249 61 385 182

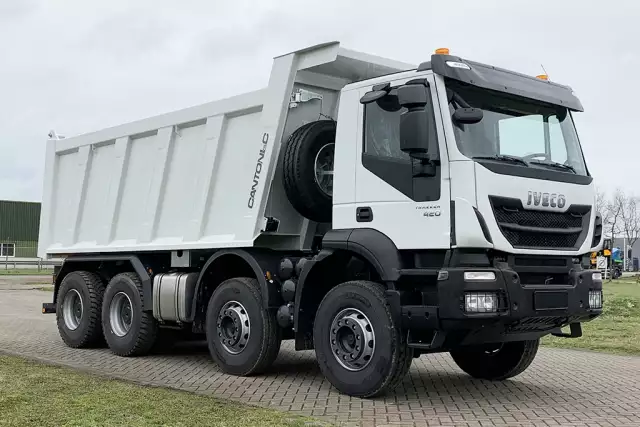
290 47 603 394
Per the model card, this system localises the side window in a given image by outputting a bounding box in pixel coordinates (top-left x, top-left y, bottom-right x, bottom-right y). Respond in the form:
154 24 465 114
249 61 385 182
363 89 438 161
364 92 409 161
361 86 441 202
0 243 15 257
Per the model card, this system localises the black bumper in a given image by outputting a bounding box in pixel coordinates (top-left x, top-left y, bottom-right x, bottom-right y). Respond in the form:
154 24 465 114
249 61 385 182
390 265 602 342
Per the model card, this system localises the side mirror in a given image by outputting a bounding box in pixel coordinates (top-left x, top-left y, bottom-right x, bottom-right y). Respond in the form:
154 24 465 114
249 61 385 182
603 238 612 250
452 108 483 125
397 84 430 156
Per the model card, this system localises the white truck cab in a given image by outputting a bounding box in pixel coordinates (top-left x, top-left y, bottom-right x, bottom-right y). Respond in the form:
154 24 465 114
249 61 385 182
334 52 595 254
40 42 603 398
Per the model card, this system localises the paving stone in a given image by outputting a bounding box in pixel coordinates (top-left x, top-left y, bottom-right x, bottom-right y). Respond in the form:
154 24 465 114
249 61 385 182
1 289 639 426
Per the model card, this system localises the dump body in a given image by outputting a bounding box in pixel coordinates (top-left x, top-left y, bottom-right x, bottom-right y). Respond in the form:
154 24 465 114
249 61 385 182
38 42 414 257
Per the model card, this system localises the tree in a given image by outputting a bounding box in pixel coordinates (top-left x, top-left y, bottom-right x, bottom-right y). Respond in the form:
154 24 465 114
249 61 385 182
602 190 625 280
595 187 610 227
605 189 624 243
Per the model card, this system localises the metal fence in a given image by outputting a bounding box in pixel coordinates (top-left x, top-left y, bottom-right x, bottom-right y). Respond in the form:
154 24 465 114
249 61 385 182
0 245 62 271
0 259 62 271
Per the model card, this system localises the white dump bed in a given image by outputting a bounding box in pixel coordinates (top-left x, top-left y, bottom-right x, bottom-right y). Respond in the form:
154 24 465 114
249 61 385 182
38 42 413 257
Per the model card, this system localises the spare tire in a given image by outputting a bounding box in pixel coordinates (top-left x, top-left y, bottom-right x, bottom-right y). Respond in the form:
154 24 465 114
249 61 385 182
282 120 336 223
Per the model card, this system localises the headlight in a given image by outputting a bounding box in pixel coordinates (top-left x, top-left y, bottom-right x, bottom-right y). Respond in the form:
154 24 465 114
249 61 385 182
592 272 602 282
588 290 603 309
463 272 496 281
464 292 498 313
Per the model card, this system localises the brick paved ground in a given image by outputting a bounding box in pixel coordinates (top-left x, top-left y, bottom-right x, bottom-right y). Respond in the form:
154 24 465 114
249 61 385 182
1 288 639 427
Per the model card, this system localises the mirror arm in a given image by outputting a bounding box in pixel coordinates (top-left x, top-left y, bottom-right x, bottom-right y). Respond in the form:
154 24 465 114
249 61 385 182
451 92 471 109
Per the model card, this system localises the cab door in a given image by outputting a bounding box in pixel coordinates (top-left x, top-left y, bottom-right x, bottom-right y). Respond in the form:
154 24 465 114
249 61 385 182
349 73 451 250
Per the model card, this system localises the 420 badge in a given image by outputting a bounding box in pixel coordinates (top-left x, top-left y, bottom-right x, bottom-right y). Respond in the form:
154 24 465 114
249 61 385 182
416 205 441 217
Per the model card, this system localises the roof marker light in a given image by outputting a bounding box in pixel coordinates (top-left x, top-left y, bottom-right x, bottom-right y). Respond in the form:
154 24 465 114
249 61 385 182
435 48 450 55
536 74 549 80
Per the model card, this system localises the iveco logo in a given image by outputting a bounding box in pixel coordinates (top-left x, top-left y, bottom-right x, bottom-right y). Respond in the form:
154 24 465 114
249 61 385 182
527 191 566 208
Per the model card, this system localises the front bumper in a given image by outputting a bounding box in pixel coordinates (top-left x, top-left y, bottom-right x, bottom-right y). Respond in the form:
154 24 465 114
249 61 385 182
436 267 602 327
391 264 602 345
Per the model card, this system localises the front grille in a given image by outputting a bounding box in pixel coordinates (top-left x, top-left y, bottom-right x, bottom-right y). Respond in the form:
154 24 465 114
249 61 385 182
490 196 591 250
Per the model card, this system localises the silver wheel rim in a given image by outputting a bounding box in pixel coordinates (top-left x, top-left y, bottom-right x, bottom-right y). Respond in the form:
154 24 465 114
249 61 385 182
217 301 250 355
109 292 133 337
314 142 335 197
62 289 83 331
329 308 375 371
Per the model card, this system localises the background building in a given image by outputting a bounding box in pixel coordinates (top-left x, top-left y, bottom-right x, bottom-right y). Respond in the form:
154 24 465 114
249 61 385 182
0 200 41 260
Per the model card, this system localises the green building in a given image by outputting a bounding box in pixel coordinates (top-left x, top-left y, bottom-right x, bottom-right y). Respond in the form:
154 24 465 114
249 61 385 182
0 200 41 259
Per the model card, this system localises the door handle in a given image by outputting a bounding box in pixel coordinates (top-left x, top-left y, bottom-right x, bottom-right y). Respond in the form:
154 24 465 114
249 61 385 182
356 207 373 222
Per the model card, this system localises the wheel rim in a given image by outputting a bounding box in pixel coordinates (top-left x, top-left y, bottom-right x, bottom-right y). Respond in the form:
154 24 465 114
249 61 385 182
217 301 250 355
329 308 375 371
62 289 83 331
314 142 335 197
109 292 134 337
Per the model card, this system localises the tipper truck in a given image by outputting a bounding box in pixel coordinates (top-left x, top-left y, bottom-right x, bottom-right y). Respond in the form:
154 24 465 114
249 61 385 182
39 42 604 397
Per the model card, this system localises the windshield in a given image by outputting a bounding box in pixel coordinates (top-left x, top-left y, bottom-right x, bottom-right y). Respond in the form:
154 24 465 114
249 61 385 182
447 80 588 176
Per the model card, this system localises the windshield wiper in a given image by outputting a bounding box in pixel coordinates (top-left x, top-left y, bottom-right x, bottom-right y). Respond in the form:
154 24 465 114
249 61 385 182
530 160 576 174
472 155 530 167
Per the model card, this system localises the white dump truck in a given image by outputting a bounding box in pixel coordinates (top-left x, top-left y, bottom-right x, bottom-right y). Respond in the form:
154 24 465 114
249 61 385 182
40 42 604 397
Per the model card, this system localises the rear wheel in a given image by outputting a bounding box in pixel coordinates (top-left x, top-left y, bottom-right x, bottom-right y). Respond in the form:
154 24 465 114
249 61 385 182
206 277 282 375
56 271 105 348
102 273 158 357
450 339 539 380
313 281 412 397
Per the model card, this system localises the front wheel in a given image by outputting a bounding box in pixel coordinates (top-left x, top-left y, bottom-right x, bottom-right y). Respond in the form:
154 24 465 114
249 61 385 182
450 339 539 380
313 281 412 398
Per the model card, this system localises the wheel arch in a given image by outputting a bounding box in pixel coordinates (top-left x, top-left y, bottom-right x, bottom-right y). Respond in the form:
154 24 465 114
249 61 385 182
322 228 402 282
189 249 282 332
293 229 403 350
53 255 152 311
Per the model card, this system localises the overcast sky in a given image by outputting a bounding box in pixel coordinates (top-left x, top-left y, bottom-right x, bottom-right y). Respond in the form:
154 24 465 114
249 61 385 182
1 0 638 202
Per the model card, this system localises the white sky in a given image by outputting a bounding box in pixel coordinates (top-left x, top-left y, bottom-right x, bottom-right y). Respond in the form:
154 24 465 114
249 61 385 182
1 0 638 202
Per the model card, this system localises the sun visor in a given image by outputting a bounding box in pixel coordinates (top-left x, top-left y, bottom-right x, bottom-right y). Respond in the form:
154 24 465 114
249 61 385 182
426 54 584 112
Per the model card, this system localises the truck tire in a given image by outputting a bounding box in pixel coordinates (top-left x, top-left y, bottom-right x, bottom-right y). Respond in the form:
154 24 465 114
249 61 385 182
613 268 621 279
102 272 158 357
450 339 539 380
313 281 412 397
56 271 105 348
206 277 282 376
282 120 336 223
